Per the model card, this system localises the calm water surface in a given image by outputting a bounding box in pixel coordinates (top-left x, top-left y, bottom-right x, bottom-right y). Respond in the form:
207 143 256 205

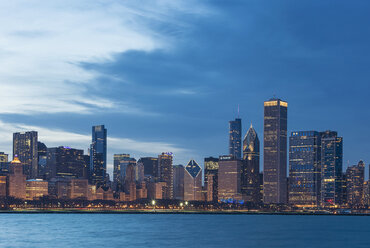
0 214 369 248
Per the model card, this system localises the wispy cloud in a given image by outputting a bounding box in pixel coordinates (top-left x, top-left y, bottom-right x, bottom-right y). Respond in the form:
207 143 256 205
0 0 209 115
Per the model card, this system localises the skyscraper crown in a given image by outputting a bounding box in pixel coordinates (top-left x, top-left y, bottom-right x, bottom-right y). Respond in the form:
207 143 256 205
185 159 201 178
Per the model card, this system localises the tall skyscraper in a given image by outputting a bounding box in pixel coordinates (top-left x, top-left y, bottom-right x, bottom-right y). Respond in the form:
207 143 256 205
229 118 242 159
13 131 38 179
263 98 288 204
204 157 219 202
346 160 365 208
158 152 173 199
289 131 321 207
90 125 107 187
46 146 88 180
218 155 242 201
320 130 343 207
173 164 184 200
37 142 48 179
184 160 202 201
242 124 260 203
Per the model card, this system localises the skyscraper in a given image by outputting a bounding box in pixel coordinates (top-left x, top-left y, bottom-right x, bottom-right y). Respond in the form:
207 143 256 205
346 160 365 208
13 131 38 179
218 155 242 201
8 156 27 199
173 164 184 200
320 130 343 207
263 98 288 204
242 124 260 203
46 146 88 180
184 160 202 201
113 154 130 191
158 152 173 199
204 157 219 202
137 157 159 178
229 118 242 159
289 131 321 207
90 125 107 187
37 142 47 179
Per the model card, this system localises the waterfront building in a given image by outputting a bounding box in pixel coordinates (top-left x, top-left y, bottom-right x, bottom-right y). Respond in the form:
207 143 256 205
0 176 7 197
69 178 89 199
229 118 242 159
289 131 321 207
13 131 38 179
147 181 167 200
8 156 27 199
263 98 288 204
158 153 173 199
25 179 48 200
218 155 242 201
184 160 202 201
204 157 219 202
242 124 260 203
173 164 184 200
346 161 365 207
90 125 107 187
320 130 343 207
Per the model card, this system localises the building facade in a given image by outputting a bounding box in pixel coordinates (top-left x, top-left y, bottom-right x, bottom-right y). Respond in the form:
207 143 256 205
158 153 173 199
173 164 184 200
204 157 219 202
289 131 321 207
263 98 288 204
13 131 38 179
242 124 260 203
320 130 343 207
218 155 242 201
229 118 242 159
8 157 27 199
90 125 107 187
346 161 365 208
184 160 202 201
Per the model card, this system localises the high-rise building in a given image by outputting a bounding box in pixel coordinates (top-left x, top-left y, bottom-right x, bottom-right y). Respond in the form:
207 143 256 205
158 152 173 199
320 130 343 207
45 146 88 180
8 156 27 199
0 152 9 174
13 131 38 179
184 160 202 201
173 165 184 200
289 131 321 207
229 118 242 159
204 157 219 202
218 155 242 201
346 161 365 208
137 157 159 178
242 124 260 203
263 98 288 204
37 142 48 179
113 154 130 191
25 179 48 200
90 125 107 187
0 152 8 163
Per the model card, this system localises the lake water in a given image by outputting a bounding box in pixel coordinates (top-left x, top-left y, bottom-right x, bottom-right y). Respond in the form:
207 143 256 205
0 214 369 247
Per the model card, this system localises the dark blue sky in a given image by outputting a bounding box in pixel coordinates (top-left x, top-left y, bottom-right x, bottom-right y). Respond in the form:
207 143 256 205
0 0 369 176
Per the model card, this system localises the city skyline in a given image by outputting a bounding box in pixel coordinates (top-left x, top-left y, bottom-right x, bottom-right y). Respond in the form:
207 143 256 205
1 1 370 178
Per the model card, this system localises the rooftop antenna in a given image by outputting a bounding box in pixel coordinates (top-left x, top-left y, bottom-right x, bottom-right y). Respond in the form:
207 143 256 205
237 104 240 118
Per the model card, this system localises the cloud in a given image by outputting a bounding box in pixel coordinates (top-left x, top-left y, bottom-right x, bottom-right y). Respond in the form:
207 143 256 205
0 0 209 115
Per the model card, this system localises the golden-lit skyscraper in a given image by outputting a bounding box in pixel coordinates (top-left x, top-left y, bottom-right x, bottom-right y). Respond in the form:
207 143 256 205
263 98 288 204
184 160 202 201
204 157 219 202
158 152 173 199
242 124 261 203
13 131 38 179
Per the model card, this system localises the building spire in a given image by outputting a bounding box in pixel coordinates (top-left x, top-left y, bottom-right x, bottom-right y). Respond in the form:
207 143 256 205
237 104 240 118
250 122 253 129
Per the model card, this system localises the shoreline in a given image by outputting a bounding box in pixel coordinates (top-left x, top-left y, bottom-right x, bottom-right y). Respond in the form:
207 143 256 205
1 209 370 216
